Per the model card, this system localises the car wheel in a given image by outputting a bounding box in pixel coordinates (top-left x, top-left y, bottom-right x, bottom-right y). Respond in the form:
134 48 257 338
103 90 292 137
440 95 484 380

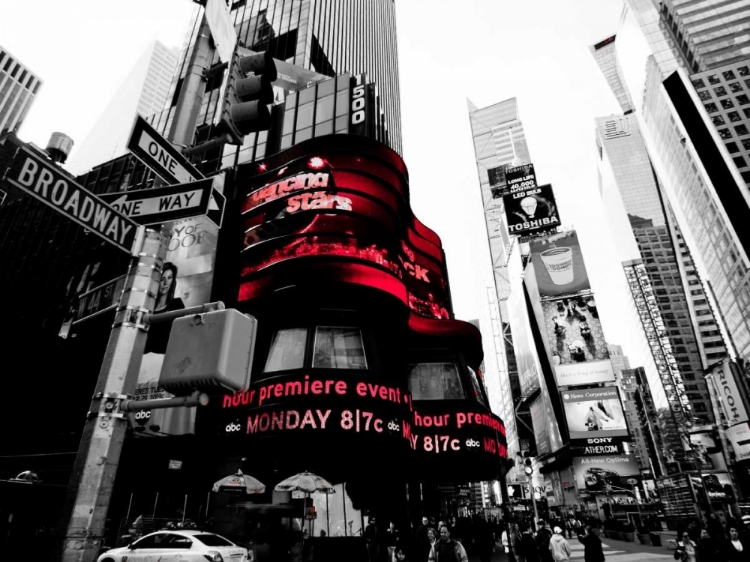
100 558 116 562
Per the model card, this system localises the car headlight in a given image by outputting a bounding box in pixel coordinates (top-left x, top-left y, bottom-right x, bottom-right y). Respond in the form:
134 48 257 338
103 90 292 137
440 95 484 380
203 552 224 562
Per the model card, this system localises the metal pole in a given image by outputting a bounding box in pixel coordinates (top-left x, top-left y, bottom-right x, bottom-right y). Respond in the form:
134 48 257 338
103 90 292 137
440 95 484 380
326 492 330 536
206 492 211 518
342 484 348 537
153 492 160 519
528 475 539 531
60 229 167 562
182 495 187 524
125 493 133 524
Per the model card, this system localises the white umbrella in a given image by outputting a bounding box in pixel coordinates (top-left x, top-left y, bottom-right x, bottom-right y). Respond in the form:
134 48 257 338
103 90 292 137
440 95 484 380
275 471 335 536
212 470 266 494
274 471 336 494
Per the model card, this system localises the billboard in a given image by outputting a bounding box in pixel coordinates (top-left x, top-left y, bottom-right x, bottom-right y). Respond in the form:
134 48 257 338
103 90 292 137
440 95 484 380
503 184 560 236
572 455 640 492
541 297 613 386
132 214 220 436
727 422 750 463
505 163 536 193
529 231 591 297
487 165 507 199
562 387 627 445
707 359 749 426
693 473 735 502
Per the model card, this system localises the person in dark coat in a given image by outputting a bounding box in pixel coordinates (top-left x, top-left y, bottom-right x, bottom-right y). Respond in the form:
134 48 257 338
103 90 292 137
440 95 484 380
520 528 540 562
725 526 749 562
577 525 604 562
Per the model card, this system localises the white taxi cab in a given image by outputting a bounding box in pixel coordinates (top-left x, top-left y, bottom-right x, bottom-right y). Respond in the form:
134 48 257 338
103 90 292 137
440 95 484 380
98 530 249 562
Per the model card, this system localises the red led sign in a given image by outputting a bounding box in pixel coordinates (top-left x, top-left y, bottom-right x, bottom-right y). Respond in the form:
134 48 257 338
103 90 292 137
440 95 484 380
237 142 452 320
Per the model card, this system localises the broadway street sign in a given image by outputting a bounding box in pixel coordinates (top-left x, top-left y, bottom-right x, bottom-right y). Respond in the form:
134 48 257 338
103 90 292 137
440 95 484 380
4 146 141 255
99 178 218 225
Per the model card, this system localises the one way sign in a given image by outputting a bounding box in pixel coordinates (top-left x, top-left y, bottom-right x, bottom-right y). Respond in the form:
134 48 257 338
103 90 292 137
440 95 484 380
99 178 224 227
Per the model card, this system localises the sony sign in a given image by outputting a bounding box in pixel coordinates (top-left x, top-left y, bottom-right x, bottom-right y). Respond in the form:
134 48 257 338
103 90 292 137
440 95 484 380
709 359 749 426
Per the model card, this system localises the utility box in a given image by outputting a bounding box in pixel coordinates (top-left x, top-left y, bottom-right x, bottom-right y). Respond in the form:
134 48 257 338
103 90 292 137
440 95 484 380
159 309 257 395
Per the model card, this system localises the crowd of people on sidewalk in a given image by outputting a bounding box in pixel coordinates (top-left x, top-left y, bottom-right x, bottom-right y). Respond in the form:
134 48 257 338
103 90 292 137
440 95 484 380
672 513 750 562
500 519 601 562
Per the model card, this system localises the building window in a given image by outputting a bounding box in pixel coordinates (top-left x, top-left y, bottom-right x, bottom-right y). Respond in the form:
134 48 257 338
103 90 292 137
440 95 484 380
692 78 706 89
712 115 725 126
719 128 732 140
738 94 750 105
736 124 749 136
727 142 740 153
728 111 741 122
705 102 718 113
708 74 720 85
700 90 712 101
742 139 750 151
729 82 743 94
721 99 735 110
714 86 727 97
467 367 488 408
723 70 736 81
312 327 367 369
734 156 747 169
264 328 308 372
740 66 750 77
408 362 465 401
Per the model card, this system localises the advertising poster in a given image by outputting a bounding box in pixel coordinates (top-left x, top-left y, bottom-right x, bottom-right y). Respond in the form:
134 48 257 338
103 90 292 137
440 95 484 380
487 165 507 199
707 359 749 426
562 387 628 444
503 183 560 237
572 455 640 491
694 473 735 502
541 297 613 386
530 396 551 456
529 231 591 297
505 163 536 193
132 215 220 436
727 422 750 463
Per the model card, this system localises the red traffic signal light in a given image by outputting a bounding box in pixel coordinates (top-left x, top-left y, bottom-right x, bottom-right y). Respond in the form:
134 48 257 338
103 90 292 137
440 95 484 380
221 50 278 145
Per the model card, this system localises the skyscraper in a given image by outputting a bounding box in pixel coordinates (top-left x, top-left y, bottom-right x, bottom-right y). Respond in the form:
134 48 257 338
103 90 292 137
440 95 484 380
595 1 750 360
148 0 402 171
594 113 724 424
467 98 537 482
67 41 179 175
0 46 42 135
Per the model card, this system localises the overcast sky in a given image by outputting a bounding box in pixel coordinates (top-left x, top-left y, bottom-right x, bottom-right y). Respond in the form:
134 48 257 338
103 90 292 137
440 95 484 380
3 0 648 365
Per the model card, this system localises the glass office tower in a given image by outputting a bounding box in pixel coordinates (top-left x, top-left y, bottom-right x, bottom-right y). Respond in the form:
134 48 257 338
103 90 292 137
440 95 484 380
597 3 750 360
0 46 42 135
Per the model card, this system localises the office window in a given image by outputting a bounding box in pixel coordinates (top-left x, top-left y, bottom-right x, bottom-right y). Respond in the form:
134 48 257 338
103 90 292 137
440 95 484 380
719 128 732 140
708 74 720 85
738 95 750 105
734 156 747 168
721 99 735 110
727 142 739 153
743 139 750 151
729 82 742 93
264 328 307 372
712 115 725 126
723 70 736 81
699 90 712 101
408 363 465 401
705 102 718 113
739 66 750 77
736 124 749 136
714 86 727 97
692 79 705 89
728 111 741 122
312 327 367 369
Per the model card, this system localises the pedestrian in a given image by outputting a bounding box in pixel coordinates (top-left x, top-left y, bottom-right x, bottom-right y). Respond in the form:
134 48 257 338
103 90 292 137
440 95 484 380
536 521 554 562
365 516 380 562
520 526 540 562
673 529 697 562
577 525 604 562
724 526 749 562
549 527 572 562
385 521 400 562
395 546 411 562
473 515 495 562
428 525 468 562
512 524 524 562
696 528 720 561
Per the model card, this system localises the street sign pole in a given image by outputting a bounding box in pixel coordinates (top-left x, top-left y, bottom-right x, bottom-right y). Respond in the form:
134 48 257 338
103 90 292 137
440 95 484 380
59 10 217 561
60 229 167 562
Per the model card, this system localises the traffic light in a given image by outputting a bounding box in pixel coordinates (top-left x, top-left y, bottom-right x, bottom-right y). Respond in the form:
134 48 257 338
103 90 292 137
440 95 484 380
221 49 278 145
523 451 534 476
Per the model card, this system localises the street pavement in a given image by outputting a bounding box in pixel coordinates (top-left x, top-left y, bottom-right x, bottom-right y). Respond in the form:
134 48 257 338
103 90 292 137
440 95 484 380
472 537 675 562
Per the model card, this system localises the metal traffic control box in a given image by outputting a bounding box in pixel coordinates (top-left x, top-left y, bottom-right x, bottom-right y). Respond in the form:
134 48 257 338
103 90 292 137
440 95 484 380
159 309 257 395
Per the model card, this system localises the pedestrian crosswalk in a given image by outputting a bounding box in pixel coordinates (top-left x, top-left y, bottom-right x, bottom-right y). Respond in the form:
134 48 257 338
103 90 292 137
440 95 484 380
568 541 673 562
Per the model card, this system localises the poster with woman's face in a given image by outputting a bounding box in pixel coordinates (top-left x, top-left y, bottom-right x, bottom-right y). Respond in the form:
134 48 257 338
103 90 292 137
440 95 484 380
130 216 219 436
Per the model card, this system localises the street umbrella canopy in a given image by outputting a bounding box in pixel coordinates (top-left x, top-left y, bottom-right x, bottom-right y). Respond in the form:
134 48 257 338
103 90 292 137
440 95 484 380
274 471 336 494
212 470 266 494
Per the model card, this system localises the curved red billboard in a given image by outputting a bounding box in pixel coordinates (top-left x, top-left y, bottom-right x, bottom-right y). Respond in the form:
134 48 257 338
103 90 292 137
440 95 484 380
236 137 451 320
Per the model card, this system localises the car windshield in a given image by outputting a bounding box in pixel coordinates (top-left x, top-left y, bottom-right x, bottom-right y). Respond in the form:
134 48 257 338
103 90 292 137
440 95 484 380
195 534 234 547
